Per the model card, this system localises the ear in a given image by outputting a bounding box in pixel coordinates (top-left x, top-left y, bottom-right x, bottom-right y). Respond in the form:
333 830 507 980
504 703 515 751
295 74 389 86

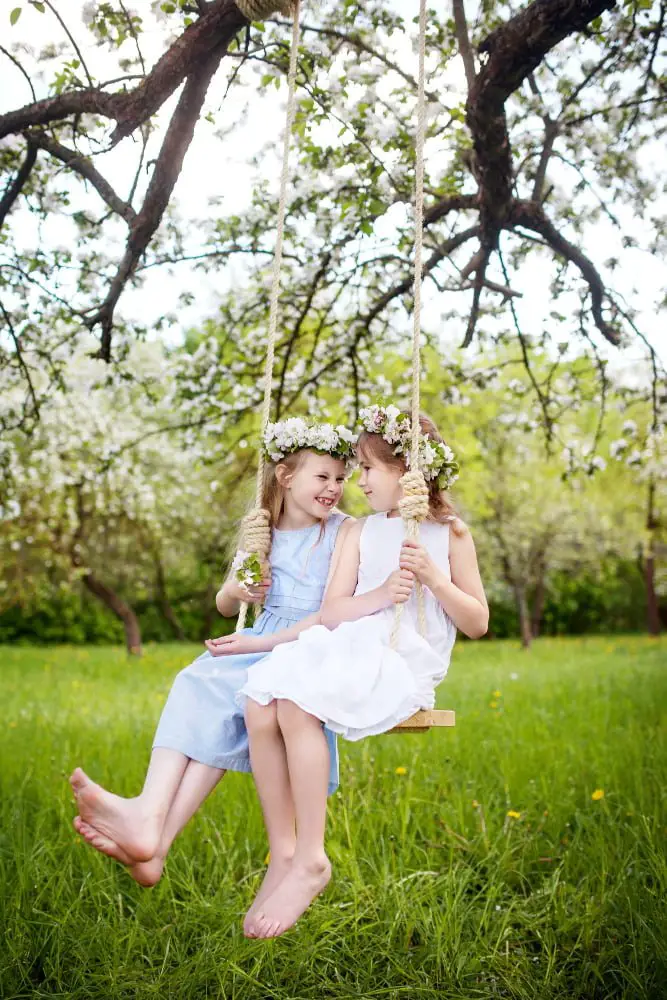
275 463 293 489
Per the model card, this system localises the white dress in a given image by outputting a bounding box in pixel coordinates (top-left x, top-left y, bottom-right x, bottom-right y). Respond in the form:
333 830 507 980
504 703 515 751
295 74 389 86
239 513 457 740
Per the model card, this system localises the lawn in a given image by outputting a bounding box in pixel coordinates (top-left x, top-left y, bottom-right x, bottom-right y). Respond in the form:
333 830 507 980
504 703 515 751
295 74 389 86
1 636 666 999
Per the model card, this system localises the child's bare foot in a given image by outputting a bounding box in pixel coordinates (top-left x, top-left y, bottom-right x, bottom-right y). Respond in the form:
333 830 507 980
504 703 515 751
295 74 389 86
253 855 331 939
73 817 165 887
69 767 160 862
243 854 294 938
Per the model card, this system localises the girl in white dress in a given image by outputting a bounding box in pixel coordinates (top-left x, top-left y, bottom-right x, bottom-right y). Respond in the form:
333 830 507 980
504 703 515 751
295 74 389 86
239 406 489 939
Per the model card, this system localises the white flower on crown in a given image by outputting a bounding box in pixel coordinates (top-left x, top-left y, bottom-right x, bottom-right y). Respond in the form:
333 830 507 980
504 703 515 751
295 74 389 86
263 418 356 466
358 404 459 489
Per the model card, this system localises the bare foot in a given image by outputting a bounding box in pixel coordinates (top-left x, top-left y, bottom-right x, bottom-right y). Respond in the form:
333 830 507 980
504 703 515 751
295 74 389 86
253 855 331 939
73 817 165 887
69 767 160 862
243 855 293 938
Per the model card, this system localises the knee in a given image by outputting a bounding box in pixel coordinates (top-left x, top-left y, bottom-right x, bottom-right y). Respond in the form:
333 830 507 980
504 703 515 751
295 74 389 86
245 699 278 736
276 698 313 733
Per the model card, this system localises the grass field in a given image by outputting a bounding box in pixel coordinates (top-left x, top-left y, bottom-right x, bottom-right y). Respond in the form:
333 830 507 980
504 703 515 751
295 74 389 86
1 636 666 1000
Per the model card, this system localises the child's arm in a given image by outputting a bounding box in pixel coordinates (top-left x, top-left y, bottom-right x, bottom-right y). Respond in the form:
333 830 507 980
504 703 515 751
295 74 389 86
208 517 358 655
399 520 488 639
320 520 414 629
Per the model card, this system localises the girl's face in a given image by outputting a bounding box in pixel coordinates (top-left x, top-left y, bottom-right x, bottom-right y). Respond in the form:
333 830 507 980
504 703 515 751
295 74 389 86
357 453 403 512
282 451 346 520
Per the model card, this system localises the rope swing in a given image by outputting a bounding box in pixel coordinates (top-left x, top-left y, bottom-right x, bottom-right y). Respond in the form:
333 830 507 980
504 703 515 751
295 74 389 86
235 0 302 631
388 0 455 732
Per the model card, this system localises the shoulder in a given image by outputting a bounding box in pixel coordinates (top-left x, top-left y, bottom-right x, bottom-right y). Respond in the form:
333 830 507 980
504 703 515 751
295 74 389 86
337 516 363 543
448 518 477 558
449 517 470 541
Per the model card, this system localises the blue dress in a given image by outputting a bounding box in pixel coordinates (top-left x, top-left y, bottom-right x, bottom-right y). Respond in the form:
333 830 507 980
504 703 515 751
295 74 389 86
153 513 347 794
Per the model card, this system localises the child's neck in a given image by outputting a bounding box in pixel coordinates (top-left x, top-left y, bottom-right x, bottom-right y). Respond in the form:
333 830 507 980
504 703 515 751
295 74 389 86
278 501 320 532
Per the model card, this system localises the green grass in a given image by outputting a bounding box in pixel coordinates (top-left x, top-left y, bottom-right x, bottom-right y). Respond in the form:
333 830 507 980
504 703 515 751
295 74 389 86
1 636 666 1000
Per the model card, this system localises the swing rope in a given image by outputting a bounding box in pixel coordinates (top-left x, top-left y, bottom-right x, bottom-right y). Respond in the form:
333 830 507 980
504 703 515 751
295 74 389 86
390 0 429 650
236 0 302 631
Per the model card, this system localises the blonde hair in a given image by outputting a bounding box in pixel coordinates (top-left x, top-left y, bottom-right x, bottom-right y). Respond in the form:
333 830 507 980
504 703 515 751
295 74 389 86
357 412 463 531
231 449 330 568
261 450 311 526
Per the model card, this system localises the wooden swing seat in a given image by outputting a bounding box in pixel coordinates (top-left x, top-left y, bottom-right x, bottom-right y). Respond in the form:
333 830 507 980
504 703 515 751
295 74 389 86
388 709 456 733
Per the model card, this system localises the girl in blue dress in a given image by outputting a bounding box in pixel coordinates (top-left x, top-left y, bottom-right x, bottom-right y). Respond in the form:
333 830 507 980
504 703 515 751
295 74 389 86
69 420 356 914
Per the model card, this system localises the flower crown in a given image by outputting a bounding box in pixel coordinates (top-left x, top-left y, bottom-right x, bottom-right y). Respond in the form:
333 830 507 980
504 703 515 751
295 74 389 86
358 404 459 490
263 418 357 466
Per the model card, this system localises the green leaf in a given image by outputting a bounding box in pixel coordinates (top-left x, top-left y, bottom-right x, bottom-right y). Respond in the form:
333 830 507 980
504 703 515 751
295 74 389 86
10 7 22 26
30 1 45 12
160 2 176 12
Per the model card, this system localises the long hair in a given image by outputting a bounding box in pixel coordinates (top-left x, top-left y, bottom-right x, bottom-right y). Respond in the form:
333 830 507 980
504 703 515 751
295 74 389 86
357 412 462 530
231 450 329 568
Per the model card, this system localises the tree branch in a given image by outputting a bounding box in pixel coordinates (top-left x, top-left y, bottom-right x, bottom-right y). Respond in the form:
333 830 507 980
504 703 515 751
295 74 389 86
453 0 476 93
25 132 136 223
510 199 620 345
86 40 229 359
0 137 37 228
0 1 245 145
0 299 40 422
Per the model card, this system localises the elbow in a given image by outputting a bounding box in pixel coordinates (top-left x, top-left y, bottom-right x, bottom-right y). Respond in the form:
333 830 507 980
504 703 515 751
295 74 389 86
466 612 489 640
319 604 337 630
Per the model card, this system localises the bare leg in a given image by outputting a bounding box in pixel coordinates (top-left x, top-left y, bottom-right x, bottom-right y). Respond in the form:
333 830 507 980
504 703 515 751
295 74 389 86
253 701 331 939
74 761 226 886
70 748 189 862
243 700 297 937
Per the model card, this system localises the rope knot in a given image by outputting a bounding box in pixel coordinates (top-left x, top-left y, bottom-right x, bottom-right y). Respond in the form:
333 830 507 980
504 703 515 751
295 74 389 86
235 0 296 20
240 507 272 558
398 469 429 525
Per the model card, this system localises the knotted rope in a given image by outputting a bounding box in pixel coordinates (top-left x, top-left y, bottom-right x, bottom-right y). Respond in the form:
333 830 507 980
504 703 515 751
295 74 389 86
236 0 301 631
390 0 429 651
235 0 296 20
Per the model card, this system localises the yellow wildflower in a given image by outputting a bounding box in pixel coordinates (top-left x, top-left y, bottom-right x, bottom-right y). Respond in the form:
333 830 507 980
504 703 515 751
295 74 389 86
507 810 521 819
493 690 501 698
591 789 605 801
489 701 498 709
472 800 479 808
395 766 408 776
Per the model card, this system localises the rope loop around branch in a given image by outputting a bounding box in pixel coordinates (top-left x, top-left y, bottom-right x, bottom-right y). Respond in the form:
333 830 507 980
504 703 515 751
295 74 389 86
235 0 296 20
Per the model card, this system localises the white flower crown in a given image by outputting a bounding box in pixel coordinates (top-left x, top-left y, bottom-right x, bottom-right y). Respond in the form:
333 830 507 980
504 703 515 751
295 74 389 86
263 417 357 466
358 404 459 490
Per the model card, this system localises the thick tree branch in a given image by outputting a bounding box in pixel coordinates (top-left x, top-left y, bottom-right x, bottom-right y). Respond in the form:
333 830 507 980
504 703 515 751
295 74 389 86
109 0 245 144
510 200 620 345
25 132 136 223
0 91 118 142
0 1 245 145
86 42 228 359
468 0 616 252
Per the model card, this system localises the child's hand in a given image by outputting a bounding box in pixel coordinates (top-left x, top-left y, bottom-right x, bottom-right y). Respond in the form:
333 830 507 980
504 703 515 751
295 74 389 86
384 568 414 605
205 634 264 656
399 540 438 588
230 567 271 604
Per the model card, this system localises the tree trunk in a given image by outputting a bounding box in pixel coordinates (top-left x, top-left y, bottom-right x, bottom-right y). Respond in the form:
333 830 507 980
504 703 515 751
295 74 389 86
531 575 546 639
515 585 533 649
155 554 186 641
82 571 142 655
644 478 661 636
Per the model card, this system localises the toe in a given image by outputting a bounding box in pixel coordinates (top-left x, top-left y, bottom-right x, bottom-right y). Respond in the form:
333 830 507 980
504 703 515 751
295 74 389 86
69 767 89 794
